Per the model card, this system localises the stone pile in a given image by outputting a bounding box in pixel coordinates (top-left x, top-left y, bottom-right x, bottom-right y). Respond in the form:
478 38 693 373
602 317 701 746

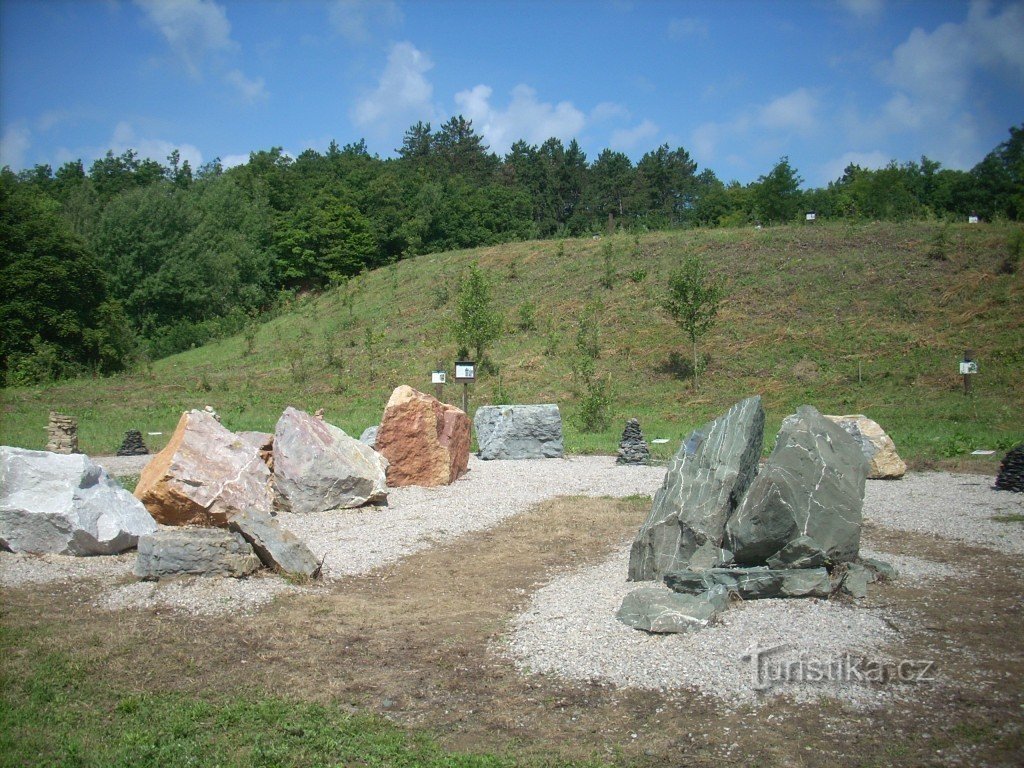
619 397 898 634
45 411 78 454
995 444 1024 492
116 429 149 456
616 419 650 465
474 404 564 460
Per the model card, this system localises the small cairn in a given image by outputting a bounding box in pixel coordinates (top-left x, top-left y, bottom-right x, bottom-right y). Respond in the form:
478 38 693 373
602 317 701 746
995 444 1024 493
117 429 149 456
616 418 651 465
203 405 221 422
45 411 78 454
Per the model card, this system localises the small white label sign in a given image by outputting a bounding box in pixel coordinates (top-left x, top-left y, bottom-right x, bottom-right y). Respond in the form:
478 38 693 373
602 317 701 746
454 362 475 380
431 370 446 384
960 361 978 375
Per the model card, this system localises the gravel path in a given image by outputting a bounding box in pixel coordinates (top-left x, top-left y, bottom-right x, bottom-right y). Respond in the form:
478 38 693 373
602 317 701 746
275 455 665 578
91 454 152 477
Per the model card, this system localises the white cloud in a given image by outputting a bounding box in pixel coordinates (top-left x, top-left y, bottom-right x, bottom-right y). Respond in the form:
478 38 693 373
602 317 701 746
108 121 204 169
221 153 250 169
756 88 819 135
1 124 31 169
353 41 437 130
329 0 402 44
667 17 709 40
453 83 586 154
134 0 234 77
590 101 630 123
224 69 268 102
839 0 883 19
609 119 659 151
819 150 891 183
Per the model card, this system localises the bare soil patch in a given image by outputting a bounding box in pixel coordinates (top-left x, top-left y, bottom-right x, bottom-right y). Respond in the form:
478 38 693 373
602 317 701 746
3 494 1023 767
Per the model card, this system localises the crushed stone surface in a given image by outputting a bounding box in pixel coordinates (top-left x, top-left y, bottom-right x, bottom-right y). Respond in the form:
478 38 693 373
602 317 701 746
94 573 303 616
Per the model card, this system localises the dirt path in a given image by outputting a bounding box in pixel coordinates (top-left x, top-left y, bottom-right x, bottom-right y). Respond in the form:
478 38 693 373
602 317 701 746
4 496 1023 766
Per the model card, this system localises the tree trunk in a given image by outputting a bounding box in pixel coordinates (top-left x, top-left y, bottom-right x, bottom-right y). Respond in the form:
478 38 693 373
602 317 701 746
692 337 699 390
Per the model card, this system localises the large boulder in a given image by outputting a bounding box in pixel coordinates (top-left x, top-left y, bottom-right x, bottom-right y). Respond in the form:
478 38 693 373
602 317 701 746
134 527 261 579
726 406 868 566
474 404 564 460
628 396 764 581
376 386 470 487
134 410 274 527
273 407 388 512
226 505 321 578
0 447 157 555
824 414 906 479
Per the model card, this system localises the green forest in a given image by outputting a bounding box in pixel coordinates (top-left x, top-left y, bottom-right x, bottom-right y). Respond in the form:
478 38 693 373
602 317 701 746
2 118 1021 387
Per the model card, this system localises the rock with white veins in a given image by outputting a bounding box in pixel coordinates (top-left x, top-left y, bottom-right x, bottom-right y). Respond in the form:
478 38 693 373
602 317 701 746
628 396 764 581
616 587 722 633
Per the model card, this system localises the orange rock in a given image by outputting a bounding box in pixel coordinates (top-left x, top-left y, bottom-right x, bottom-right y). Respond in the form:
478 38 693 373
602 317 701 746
134 410 274 526
376 385 470 487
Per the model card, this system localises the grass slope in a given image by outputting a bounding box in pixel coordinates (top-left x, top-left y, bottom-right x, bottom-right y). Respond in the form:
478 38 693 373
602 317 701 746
2 221 1022 466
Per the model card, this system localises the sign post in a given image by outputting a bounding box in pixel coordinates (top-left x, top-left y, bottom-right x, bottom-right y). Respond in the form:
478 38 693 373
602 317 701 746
960 349 978 395
454 360 476 413
431 368 446 402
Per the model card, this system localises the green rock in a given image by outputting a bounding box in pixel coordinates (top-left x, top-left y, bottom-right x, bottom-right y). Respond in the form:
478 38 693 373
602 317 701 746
726 406 868 566
766 535 827 570
840 563 872 598
665 566 831 600
616 587 721 633
859 557 898 582
628 396 764 581
688 541 734 571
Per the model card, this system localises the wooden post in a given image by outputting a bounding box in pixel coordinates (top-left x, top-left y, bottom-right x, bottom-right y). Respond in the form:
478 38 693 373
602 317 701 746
963 348 973 396
462 382 469 414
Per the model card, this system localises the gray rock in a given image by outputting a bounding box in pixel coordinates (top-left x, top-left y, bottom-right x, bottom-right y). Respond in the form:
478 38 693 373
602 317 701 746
628 396 764 581
474 404 564 460
0 447 157 555
726 405 868 566
840 562 872 598
616 587 721 633
134 528 261 579
273 407 388 513
226 505 321 578
766 535 828 570
687 541 734 571
359 425 379 449
616 418 651 465
665 566 831 600
859 556 898 583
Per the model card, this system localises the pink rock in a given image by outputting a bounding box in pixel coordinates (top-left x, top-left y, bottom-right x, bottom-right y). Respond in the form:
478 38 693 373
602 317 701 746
376 385 470 487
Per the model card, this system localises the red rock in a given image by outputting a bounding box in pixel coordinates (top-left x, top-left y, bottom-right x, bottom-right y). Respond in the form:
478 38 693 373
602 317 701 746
134 410 273 527
375 385 470 487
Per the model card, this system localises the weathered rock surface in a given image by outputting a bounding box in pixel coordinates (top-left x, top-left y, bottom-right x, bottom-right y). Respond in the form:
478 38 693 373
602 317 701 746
474 404 564 460
273 407 388 512
45 411 78 454
134 527 261 579
687 541 734 571
839 562 871 598
134 410 274 527
226 505 320 578
359 425 379 449
726 405 868 566
616 418 651 465
766 535 828 570
859 556 898 582
616 587 721 633
236 431 273 468
0 447 157 555
825 414 907 479
665 566 832 600
628 396 764 581
995 443 1024 493
377 386 470 486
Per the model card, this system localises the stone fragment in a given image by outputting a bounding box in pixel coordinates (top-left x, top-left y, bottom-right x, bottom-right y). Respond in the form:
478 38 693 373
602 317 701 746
359 425 379 449
665 566 831 600
226 506 321 578
824 414 907 479
840 562 872 598
616 418 651 465
628 396 764 581
134 528 261 579
859 556 898 582
616 587 721 633
134 410 274 527
116 429 149 456
995 444 1024 493
726 405 868 566
377 386 470 486
766 535 828 570
0 447 157 555
273 407 388 512
474 404 564 460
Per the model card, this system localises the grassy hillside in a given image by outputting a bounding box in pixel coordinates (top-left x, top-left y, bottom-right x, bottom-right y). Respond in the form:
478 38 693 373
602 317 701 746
2 221 1022 468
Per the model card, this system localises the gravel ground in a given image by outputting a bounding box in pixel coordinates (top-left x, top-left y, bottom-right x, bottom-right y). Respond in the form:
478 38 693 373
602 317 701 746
91 454 152 477
94 573 304 616
275 455 665 578
863 472 1024 555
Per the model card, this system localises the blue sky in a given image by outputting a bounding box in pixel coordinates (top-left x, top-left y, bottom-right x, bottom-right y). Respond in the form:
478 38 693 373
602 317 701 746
2 0 1022 186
